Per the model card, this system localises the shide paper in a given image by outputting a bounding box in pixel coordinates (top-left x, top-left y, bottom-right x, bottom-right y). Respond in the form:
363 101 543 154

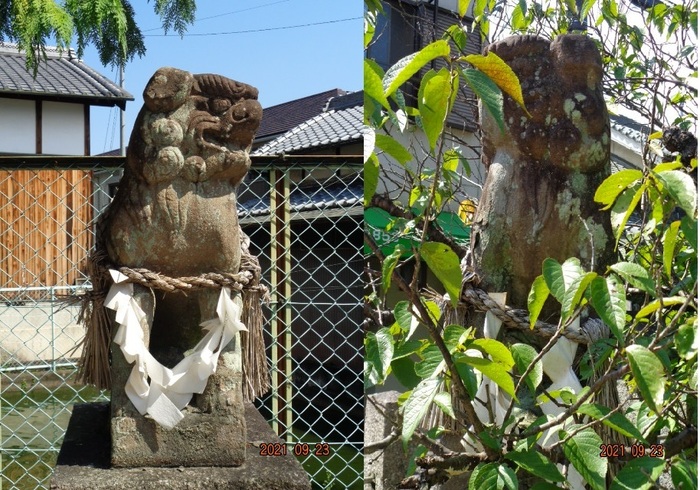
105 269 247 429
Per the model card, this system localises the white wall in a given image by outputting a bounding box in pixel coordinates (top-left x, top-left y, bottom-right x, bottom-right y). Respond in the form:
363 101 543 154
42 101 85 155
0 98 35 153
376 123 484 211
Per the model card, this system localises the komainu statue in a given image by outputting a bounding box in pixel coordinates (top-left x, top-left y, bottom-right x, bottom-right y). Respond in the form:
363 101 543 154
466 35 615 490
79 67 267 467
472 34 613 320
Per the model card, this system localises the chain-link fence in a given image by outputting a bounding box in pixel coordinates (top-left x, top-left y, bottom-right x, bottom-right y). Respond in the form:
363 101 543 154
0 155 363 490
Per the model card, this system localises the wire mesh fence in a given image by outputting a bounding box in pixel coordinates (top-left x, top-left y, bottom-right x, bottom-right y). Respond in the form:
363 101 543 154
0 155 363 490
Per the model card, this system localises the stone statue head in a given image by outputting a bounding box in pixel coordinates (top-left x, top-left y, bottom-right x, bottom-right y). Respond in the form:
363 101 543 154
103 67 262 276
128 67 263 186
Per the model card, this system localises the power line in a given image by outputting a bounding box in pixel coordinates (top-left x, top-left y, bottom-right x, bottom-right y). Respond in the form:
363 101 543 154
142 0 292 32
194 0 291 23
144 17 361 37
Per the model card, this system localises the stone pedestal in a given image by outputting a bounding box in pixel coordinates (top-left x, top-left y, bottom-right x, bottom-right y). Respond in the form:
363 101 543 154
50 402 311 490
107 293 247 468
111 409 246 467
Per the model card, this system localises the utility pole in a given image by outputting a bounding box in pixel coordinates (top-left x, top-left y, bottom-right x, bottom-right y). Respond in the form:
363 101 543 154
120 64 125 156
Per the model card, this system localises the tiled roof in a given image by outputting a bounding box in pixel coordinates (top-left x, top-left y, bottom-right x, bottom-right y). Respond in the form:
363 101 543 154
253 91 363 156
610 113 649 144
238 180 362 220
256 88 346 140
0 43 133 108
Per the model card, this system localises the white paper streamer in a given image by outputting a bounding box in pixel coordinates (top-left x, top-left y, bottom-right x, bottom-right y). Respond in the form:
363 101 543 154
105 270 247 429
463 293 512 454
539 317 586 490
473 292 510 426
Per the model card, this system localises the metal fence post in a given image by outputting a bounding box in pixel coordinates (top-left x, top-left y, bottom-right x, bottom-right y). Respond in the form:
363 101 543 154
269 167 293 440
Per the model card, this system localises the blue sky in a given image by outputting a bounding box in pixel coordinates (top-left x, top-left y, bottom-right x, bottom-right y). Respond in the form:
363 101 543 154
81 1 363 155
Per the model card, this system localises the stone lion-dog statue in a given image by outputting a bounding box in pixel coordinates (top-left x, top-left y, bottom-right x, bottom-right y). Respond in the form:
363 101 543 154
79 67 266 467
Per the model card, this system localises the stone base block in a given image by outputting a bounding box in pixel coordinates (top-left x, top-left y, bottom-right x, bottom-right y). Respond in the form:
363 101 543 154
50 402 311 490
111 408 246 467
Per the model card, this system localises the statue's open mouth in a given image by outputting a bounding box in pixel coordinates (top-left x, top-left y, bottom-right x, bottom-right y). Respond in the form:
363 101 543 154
189 112 229 151
201 131 228 151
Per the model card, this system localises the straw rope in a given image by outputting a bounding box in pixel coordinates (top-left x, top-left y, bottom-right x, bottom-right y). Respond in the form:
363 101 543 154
461 284 609 344
77 228 271 402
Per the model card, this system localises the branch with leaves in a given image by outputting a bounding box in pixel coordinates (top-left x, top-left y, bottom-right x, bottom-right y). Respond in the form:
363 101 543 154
365 1 697 488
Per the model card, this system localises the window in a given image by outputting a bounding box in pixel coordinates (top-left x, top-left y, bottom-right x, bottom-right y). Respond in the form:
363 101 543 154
366 0 481 130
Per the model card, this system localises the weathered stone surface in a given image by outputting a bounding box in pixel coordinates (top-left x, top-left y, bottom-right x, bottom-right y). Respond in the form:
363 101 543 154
111 407 246 468
51 403 311 490
96 67 263 466
472 34 613 319
102 67 262 277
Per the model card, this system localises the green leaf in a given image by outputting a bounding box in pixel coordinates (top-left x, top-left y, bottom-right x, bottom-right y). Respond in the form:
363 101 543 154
543 257 584 304
364 58 390 110
561 427 607 490
681 215 697 251
527 275 550 328
442 148 461 173
458 356 517 399
505 449 566 483
580 0 597 19
472 338 515 369
402 377 442 446
375 134 412 165
626 344 667 414
654 161 683 172
365 328 394 386
381 245 404 292
635 296 688 319
433 391 455 419
656 169 698 218
364 10 376 49
409 186 429 213
364 152 379 206
419 241 463 307
384 40 451 96
671 457 697 490
458 0 470 17
392 340 423 360
497 464 518 490
418 68 453 152
462 68 505 133
511 343 543 393
675 321 697 360
611 182 645 243
443 24 468 52
394 301 415 334
424 299 442 324
469 463 499 488
464 51 530 116
529 483 564 490
576 403 646 441
391 356 422 389
511 4 528 31
609 262 655 295
590 276 627 343
663 220 681 279
610 457 665 490
415 345 445 378
444 324 472 353
454 353 480 398
561 271 597 320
